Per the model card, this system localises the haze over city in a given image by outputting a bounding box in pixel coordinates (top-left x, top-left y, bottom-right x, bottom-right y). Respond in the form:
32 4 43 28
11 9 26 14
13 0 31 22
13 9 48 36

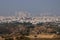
0 0 60 16
0 0 60 40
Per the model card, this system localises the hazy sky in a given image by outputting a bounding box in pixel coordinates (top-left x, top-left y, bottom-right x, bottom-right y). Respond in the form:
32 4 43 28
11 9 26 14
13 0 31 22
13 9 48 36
0 0 60 16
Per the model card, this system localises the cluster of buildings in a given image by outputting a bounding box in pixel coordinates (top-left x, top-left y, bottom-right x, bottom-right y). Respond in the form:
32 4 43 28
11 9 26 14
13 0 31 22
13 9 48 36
0 16 60 24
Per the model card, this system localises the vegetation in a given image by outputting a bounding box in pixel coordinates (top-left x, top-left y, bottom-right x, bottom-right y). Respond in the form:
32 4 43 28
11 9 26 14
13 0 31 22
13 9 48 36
0 22 60 40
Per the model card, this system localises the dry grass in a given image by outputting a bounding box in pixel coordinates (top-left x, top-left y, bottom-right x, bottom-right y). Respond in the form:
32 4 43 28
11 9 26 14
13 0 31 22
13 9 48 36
26 34 60 38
